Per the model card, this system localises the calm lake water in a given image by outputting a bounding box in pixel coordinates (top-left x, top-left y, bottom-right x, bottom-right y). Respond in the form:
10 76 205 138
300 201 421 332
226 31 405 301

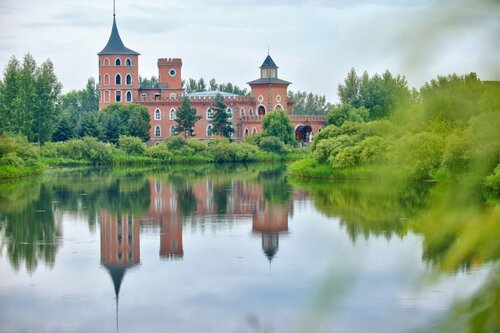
0 164 498 333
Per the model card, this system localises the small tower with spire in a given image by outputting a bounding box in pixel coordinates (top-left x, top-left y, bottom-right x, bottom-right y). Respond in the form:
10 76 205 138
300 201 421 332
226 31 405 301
98 1 140 110
248 53 292 116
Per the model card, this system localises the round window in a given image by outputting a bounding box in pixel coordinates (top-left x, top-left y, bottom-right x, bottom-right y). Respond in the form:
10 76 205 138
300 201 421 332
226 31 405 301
258 95 264 103
276 95 281 103
169 69 176 77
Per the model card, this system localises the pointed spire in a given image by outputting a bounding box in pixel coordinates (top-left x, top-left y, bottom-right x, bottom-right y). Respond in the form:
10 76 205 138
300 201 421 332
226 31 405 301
98 1 140 55
261 55 277 69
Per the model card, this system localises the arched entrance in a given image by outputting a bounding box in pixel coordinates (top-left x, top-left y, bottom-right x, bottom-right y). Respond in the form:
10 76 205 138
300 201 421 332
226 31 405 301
258 105 266 116
295 124 312 143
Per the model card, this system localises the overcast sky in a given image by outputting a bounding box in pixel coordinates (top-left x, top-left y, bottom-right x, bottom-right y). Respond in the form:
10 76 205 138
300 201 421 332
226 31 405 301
0 0 498 101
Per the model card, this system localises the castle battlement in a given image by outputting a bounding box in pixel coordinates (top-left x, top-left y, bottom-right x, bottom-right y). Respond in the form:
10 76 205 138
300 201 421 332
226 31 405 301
157 58 182 66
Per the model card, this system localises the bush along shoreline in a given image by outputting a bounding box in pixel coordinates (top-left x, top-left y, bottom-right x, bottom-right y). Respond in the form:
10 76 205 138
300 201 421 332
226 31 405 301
0 134 307 179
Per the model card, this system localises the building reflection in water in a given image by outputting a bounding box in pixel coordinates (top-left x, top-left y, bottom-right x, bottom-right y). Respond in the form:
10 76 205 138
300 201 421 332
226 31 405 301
99 175 306 328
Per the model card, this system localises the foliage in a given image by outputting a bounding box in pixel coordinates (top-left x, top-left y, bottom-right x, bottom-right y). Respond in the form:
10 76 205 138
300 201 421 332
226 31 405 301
174 96 201 137
259 136 287 154
326 104 369 127
41 137 114 165
139 75 159 89
0 133 43 177
208 139 258 162
184 77 249 96
99 103 151 143
288 91 332 115
210 93 234 138
261 110 295 145
337 68 412 120
0 54 62 143
119 135 146 156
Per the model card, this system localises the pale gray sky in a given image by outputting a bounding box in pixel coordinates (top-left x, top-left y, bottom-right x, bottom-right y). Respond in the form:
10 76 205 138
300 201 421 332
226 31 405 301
0 0 498 101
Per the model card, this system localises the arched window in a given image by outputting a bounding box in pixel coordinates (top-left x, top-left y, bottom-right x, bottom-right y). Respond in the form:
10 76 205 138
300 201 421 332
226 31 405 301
115 74 122 85
206 125 213 137
274 104 283 111
226 107 232 119
104 58 110 66
126 74 132 85
258 105 266 116
252 127 257 135
206 108 213 119
169 126 176 137
244 128 249 136
240 108 245 117
169 108 176 120
104 74 110 85
126 58 132 66
99 75 101 85
115 58 121 66
155 109 161 120
154 125 161 137
249 108 253 116
115 91 122 102
126 91 132 102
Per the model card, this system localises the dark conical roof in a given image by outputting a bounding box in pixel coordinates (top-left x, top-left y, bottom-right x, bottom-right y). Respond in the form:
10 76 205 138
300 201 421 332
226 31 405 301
104 264 133 297
98 17 140 55
261 55 277 68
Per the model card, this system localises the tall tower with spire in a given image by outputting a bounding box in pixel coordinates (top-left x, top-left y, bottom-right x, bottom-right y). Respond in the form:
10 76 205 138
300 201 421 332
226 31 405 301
248 54 291 116
98 1 140 110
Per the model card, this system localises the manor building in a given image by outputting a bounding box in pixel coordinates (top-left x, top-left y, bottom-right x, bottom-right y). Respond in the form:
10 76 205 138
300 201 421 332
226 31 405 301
98 14 324 143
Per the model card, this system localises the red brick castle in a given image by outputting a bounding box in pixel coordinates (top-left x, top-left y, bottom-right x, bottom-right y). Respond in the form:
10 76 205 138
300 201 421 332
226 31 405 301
98 10 325 143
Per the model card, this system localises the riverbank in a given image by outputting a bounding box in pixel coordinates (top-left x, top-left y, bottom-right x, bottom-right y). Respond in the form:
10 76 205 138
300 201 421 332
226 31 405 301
0 134 308 179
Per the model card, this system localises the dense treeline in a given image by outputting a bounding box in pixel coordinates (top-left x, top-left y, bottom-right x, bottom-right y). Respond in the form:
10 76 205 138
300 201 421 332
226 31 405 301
0 54 61 144
287 91 332 115
291 71 500 199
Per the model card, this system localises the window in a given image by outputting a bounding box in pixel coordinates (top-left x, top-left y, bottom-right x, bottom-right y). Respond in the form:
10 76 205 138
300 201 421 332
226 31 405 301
115 91 122 102
275 104 283 111
244 128 249 136
170 93 177 99
99 91 102 103
154 93 160 100
252 127 257 135
115 74 122 85
155 180 162 193
207 125 213 137
258 95 264 103
126 91 132 102
169 108 176 120
169 68 176 77
249 108 253 116
99 75 101 85
115 58 121 66
276 95 282 103
206 108 213 119
105 90 110 102
141 93 147 101
240 108 245 117
170 125 176 137
104 74 110 86
126 58 132 66
126 74 132 85
155 109 161 120
154 125 161 137
104 58 110 66
227 108 233 119
258 105 266 116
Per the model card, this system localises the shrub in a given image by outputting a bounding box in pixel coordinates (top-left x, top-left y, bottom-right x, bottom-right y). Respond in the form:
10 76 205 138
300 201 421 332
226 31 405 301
146 144 172 162
119 135 146 156
208 140 257 162
165 136 187 151
186 139 208 153
259 136 286 154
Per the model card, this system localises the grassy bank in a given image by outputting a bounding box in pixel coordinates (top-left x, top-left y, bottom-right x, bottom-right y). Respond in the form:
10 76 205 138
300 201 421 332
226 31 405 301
1 134 307 179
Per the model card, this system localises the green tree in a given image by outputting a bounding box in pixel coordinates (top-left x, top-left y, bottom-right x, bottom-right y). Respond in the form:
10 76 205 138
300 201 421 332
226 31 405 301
262 110 295 145
0 57 20 133
13 54 37 139
326 104 369 127
139 75 159 88
52 113 74 142
125 104 151 141
32 60 62 144
210 93 233 138
175 96 201 137
197 78 206 91
99 103 150 142
78 112 101 138
338 68 361 107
